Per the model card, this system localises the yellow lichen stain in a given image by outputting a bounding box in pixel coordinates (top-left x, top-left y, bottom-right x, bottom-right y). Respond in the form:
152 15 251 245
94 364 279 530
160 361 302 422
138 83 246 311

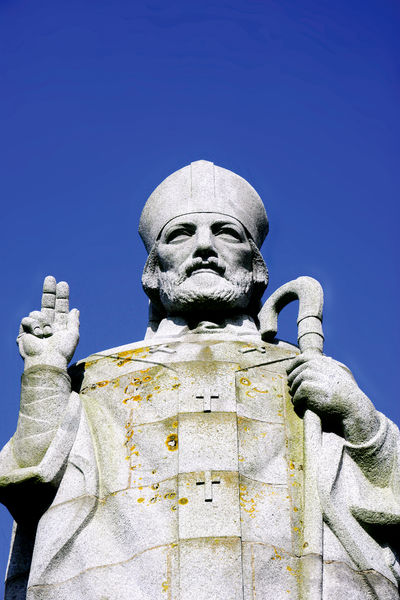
137 497 144 503
286 565 300 582
116 351 134 367
171 505 177 511
240 485 266 518
130 395 143 403
96 380 109 388
116 348 150 367
289 461 295 470
293 506 298 512
240 377 251 386
303 542 309 549
172 383 181 390
272 547 282 560
172 421 178 428
164 492 176 500
238 455 245 462
165 433 178 451
162 581 169 593
252 387 269 394
178 498 188 505
124 383 134 394
152 469 157 474
151 483 159 490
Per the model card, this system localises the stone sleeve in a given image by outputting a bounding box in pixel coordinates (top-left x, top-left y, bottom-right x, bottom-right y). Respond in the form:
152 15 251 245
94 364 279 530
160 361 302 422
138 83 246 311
12 365 72 469
344 412 396 487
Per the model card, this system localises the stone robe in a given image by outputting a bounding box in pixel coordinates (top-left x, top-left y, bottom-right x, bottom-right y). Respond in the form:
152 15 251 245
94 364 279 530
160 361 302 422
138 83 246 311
1 333 400 599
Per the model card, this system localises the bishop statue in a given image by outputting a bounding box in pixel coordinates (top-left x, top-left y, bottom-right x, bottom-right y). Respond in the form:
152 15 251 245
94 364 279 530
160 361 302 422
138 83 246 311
1 161 399 599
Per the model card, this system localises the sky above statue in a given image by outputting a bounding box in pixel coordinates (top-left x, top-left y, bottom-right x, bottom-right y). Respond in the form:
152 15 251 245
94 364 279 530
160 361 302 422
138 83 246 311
0 0 399 590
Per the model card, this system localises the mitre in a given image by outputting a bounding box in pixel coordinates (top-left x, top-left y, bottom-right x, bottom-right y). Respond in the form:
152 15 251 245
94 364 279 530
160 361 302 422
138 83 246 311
139 160 268 252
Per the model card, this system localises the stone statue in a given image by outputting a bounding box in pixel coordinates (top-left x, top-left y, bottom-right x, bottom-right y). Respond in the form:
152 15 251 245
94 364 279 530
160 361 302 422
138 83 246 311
1 160 399 600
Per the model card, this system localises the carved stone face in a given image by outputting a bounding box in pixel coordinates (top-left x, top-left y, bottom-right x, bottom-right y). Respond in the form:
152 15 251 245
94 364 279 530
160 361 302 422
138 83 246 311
153 212 255 317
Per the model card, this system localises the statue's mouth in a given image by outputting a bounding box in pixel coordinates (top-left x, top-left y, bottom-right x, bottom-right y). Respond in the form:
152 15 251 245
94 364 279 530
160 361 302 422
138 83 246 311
186 262 225 277
191 268 221 275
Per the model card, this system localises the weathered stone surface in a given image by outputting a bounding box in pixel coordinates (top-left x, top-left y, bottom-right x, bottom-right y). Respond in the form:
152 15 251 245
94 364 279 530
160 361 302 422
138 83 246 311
2 161 399 599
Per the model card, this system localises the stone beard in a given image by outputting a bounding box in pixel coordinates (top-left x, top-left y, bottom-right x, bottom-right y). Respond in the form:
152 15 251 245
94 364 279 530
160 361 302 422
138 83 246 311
142 237 269 319
1 160 399 600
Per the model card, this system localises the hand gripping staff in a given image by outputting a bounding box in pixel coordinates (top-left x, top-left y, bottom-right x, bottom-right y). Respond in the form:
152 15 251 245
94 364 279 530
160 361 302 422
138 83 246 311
259 276 324 600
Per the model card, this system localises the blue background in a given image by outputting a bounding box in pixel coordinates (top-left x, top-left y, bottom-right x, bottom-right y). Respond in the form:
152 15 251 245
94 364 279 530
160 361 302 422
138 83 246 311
0 0 399 592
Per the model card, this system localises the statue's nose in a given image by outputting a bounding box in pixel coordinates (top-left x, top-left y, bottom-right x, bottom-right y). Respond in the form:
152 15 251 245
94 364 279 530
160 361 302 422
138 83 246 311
192 227 217 258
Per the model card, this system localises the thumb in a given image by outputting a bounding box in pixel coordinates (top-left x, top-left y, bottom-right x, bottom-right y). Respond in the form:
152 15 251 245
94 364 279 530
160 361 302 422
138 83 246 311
67 308 80 332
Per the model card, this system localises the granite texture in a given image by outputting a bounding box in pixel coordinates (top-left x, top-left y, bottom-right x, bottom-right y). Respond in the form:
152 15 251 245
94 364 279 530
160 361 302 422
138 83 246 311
2 161 399 599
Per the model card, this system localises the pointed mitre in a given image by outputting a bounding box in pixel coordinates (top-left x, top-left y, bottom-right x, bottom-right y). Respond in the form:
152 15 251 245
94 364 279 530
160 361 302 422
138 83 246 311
139 160 268 252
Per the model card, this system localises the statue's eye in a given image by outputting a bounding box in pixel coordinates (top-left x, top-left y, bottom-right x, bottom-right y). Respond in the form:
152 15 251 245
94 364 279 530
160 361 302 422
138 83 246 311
165 227 193 244
214 226 242 242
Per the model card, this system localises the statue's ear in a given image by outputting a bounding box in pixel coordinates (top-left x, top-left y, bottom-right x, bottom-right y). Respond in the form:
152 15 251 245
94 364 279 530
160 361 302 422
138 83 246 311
248 239 269 322
250 241 269 288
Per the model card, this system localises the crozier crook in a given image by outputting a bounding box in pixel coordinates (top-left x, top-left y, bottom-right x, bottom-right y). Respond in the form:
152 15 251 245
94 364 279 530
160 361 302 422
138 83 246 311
259 276 324 600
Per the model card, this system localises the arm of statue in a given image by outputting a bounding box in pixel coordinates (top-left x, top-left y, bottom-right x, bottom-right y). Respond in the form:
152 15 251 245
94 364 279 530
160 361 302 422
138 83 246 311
286 352 396 486
12 275 80 469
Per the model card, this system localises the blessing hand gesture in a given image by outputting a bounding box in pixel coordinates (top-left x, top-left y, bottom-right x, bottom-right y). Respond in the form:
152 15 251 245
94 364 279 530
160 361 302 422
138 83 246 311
17 276 80 370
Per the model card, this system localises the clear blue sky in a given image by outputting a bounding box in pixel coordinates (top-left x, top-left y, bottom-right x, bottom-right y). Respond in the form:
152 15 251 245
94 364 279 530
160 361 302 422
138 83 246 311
0 0 399 590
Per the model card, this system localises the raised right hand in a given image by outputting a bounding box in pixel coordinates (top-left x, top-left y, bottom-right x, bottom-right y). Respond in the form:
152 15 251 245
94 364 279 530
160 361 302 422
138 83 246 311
17 275 80 370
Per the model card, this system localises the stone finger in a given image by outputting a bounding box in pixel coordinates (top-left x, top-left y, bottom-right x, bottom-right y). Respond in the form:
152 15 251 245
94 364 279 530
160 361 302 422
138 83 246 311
42 324 53 337
29 310 47 323
287 362 309 386
55 281 70 326
41 275 57 323
21 317 43 337
289 368 319 396
67 308 80 333
291 381 310 412
286 353 308 374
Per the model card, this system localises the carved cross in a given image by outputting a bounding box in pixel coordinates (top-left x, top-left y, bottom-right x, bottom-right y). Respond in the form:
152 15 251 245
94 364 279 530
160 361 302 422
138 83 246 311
239 346 266 354
195 391 219 413
149 344 176 354
196 470 221 502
